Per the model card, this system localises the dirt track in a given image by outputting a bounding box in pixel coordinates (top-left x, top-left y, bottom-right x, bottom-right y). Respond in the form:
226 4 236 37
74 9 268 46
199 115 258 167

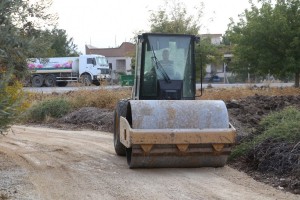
0 125 298 200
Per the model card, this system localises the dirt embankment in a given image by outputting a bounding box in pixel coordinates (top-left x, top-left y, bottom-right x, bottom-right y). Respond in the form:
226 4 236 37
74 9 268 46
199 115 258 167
226 94 300 194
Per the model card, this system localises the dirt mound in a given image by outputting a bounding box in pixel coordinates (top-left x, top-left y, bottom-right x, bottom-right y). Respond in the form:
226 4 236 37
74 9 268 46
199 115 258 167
227 94 300 137
57 107 114 133
227 94 300 194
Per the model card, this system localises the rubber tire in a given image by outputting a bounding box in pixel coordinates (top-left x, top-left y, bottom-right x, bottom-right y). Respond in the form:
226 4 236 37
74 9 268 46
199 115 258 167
32 75 44 87
81 74 92 86
56 81 68 87
93 80 100 86
45 75 56 87
113 99 129 156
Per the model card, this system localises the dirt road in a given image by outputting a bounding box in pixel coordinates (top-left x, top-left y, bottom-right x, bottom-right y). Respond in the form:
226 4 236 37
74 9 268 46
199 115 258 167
0 126 298 200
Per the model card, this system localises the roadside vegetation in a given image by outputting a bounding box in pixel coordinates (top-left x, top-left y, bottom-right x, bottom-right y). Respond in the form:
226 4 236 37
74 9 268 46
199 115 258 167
20 86 300 123
0 77 29 134
231 106 300 159
229 106 300 194
22 88 131 123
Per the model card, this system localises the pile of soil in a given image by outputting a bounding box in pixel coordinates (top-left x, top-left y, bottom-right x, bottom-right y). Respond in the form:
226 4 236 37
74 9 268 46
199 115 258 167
46 94 300 194
226 94 300 194
227 94 300 137
58 107 114 133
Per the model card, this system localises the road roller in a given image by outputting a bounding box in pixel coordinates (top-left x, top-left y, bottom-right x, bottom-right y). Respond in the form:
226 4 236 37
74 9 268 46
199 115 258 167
113 33 236 168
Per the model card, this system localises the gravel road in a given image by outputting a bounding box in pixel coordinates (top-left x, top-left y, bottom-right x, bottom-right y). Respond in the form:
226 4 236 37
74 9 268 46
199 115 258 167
0 125 298 200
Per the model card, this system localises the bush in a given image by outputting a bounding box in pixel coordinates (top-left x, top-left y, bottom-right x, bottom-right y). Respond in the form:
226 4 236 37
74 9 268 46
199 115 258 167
0 74 27 133
259 107 300 142
230 107 300 159
27 99 71 122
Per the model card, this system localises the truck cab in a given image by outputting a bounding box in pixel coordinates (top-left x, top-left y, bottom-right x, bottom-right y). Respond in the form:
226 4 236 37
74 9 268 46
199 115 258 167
79 54 110 84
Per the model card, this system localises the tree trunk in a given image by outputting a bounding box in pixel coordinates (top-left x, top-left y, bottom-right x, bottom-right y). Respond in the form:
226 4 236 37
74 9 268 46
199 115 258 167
295 71 300 88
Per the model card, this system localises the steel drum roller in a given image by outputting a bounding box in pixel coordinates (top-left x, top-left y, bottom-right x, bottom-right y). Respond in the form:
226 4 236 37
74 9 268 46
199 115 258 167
121 100 235 168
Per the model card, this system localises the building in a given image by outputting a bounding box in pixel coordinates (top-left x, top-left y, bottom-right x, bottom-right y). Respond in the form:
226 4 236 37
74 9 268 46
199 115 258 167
201 34 222 45
85 42 135 80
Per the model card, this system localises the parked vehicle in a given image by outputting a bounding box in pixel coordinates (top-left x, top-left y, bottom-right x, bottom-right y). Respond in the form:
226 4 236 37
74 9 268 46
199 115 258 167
212 75 221 82
26 55 110 87
204 75 221 83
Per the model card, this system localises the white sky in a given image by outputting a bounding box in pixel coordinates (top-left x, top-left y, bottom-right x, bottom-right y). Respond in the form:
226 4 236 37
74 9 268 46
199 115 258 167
51 0 252 53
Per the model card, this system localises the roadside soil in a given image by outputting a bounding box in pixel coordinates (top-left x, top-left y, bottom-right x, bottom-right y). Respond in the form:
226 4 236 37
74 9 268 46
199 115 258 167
226 94 300 195
0 126 299 200
0 94 299 199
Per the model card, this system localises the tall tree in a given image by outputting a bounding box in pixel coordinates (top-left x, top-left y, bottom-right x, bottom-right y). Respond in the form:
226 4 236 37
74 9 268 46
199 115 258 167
148 0 219 80
0 0 57 132
0 0 57 79
149 0 203 35
49 29 80 57
227 0 300 87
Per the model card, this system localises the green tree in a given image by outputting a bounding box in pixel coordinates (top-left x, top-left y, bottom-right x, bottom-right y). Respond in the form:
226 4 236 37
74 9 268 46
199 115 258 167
227 0 300 87
0 0 57 79
48 29 80 57
149 0 202 35
0 0 57 132
148 0 219 81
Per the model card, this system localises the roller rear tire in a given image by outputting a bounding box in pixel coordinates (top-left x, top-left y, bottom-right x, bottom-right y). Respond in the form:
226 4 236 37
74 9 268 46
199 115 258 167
113 100 129 156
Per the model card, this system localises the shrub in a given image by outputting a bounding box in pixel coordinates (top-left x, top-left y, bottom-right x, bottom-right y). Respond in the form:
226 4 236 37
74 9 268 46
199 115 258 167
0 74 27 133
230 107 300 159
27 98 71 122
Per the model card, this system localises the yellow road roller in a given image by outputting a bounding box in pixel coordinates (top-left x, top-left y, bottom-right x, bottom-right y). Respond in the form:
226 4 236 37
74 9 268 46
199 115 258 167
113 33 236 168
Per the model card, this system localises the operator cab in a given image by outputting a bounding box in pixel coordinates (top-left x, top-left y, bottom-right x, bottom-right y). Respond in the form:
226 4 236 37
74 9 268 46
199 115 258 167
133 33 199 100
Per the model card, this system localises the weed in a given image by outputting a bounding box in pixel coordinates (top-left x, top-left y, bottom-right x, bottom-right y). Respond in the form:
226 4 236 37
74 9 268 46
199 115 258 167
0 77 28 132
230 107 300 159
198 87 300 101
27 98 71 122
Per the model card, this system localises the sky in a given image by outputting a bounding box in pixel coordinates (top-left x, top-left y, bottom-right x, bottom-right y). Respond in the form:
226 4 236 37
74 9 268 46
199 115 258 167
51 0 252 53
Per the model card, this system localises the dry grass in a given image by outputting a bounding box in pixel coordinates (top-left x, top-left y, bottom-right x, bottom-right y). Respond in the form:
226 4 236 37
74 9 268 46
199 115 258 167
24 86 299 111
24 87 132 110
197 86 300 101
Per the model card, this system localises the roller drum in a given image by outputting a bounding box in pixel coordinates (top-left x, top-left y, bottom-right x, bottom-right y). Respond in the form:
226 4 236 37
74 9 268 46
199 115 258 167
129 100 229 130
125 100 233 168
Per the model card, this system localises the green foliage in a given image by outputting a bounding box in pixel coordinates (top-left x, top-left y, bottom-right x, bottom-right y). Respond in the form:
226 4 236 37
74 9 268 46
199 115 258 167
148 0 220 81
195 38 221 80
259 107 300 141
0 73 26 133
27 99 71 122
0 0 57 79
48 29 80 57
149 0 203 35
230 107 300 159
226 0 300 87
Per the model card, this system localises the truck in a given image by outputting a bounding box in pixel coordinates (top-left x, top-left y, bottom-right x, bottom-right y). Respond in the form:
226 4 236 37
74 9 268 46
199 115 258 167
26 54 111 87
